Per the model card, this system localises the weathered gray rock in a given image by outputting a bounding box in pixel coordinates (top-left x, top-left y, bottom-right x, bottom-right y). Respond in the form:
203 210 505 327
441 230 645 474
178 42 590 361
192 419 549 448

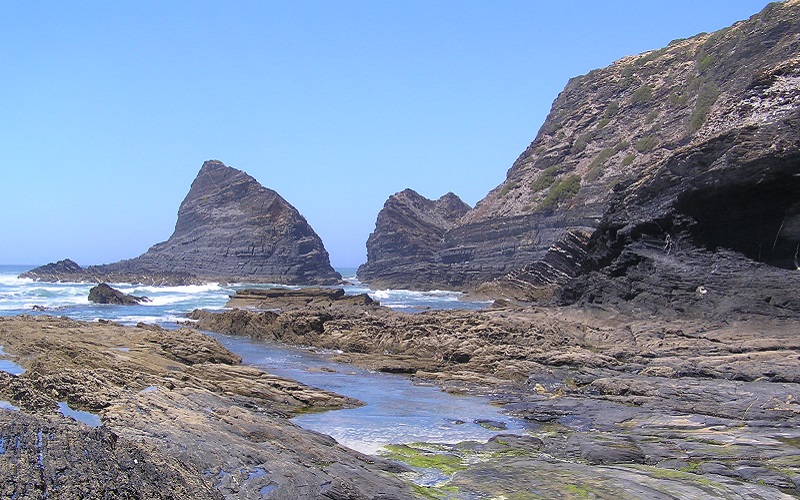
357 189 470 290
0 411 221 499
88 283 150 305
358 1 800 316
22 161 342 286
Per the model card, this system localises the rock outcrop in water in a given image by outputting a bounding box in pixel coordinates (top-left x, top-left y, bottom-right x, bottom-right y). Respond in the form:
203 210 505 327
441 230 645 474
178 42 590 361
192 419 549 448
359 1 800 317
21 160 341 286
88 283 150 305
356 189 471 290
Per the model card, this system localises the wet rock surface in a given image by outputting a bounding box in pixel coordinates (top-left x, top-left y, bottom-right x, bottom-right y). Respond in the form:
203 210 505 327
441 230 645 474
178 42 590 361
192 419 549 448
192 304 800 497
0 315 420 499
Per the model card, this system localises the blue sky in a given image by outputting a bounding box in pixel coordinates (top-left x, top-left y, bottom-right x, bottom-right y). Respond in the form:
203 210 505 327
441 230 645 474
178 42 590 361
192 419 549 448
1 1 771 267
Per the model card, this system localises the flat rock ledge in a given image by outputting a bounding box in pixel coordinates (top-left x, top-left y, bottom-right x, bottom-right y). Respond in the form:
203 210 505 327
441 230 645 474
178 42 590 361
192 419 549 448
225 287 376 311
0 315 418 499
190 304 800 497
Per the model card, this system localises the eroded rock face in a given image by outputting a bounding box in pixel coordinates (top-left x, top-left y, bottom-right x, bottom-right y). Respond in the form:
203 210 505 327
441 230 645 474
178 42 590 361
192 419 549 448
358 1 800 310
21 160 341 286
356 189 470 290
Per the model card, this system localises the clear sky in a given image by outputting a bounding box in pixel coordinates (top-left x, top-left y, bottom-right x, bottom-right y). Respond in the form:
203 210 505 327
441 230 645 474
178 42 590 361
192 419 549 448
1 1 772 267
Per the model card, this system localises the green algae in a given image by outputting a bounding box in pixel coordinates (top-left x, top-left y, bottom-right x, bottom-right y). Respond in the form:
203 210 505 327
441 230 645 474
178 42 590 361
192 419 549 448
381 444 466 475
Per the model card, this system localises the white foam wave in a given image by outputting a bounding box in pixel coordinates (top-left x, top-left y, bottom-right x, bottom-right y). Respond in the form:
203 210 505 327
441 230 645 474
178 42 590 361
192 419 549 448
0 275 32 287
111 314 187 325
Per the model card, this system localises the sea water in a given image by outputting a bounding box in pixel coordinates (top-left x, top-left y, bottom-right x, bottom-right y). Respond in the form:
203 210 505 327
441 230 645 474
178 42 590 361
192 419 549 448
0 265 490 325
0 264 515 453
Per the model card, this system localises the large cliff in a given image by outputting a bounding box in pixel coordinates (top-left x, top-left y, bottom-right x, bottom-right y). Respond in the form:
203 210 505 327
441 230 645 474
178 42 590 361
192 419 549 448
23 161 341 285
359 0 800 316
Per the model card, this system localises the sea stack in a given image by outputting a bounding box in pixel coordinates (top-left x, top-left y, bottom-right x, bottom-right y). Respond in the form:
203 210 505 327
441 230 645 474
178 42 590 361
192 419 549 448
356 189 470 290
22 160 342 285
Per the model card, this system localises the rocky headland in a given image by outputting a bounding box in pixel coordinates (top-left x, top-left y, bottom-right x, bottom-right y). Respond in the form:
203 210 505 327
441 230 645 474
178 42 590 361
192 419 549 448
5 3 800 499
358 0 800 313
21 160 341 286
180 5 800 496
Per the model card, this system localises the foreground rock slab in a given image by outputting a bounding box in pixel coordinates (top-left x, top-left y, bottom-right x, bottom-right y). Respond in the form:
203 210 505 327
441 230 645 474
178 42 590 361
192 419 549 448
0 315 420 499
191 304 800 497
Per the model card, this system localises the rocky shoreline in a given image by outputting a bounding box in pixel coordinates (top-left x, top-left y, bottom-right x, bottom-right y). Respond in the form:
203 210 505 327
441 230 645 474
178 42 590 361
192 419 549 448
1 292 798 498
186 291 800 498
0 315 417 499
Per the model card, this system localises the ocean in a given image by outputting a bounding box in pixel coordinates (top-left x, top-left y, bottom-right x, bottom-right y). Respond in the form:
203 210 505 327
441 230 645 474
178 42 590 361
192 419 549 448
0 265 490 326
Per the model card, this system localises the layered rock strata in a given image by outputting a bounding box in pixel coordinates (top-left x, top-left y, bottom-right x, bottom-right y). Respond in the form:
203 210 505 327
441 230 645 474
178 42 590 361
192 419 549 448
356 189 470 290
0 315 417 499
226 287 376 311
359 0 800 308
22 160 341 286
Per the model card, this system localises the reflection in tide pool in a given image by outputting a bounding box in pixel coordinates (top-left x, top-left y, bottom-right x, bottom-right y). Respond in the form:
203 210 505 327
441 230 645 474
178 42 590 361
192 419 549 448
209 332 523 455
57 402 102 428
0 346 25 376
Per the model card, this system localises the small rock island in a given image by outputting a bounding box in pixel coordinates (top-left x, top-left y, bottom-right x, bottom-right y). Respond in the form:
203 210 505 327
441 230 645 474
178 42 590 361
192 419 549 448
21 160 342 286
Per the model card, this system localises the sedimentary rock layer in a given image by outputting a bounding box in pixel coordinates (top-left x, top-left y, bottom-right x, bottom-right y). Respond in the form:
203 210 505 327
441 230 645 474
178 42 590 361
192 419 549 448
22 160 341 286
357 189 470 290
359 1 800 307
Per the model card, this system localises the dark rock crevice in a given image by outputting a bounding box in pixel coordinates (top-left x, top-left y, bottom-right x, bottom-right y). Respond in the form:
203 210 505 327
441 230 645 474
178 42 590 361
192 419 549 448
675 158 800 269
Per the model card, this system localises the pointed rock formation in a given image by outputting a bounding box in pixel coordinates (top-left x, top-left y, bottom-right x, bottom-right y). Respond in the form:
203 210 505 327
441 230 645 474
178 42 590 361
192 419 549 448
356 189 470 290
23 161 341 285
